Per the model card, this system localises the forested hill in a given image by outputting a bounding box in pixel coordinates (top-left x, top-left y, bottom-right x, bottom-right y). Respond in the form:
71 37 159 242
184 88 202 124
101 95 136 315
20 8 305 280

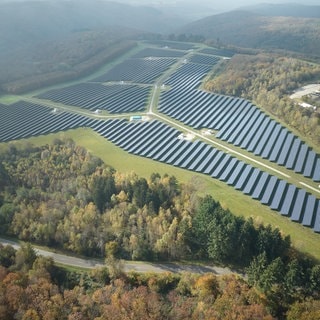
178 7 320 57
0 0 185 93
241 3 320 18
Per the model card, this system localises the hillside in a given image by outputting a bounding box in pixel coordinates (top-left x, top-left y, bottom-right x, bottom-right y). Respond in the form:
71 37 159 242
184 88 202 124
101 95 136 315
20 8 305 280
241 3 320 18
0 0 186 93
178 7 320 57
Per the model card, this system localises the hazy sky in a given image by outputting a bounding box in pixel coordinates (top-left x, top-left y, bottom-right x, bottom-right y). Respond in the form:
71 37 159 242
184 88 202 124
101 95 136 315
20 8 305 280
0 0 319 15
111 0 320 7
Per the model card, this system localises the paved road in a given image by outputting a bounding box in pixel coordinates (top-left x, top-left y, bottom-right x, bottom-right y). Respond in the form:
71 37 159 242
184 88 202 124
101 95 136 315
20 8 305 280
0 238 234 275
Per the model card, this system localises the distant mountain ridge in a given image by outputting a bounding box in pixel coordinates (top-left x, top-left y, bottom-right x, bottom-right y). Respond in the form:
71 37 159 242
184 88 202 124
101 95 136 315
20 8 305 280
177 4 320 57
0 0 186 91
240 3 320 18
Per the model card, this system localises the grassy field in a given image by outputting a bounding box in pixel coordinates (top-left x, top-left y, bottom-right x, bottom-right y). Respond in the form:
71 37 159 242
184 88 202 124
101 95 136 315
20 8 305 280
9 127 320 262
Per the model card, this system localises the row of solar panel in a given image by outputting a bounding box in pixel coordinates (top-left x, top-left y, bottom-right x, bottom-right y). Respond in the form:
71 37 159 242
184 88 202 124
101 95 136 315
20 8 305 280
163 63 212 90
0 101 94 142
91 118 320 233
159 66 320 182
188 54 220 66
37 83 150 113
92 57 177 84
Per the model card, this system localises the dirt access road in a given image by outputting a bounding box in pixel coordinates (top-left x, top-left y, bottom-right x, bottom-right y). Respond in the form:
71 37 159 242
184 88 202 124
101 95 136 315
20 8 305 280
0 237 234 275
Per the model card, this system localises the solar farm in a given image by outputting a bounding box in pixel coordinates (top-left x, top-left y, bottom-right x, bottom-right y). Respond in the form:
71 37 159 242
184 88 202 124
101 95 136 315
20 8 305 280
1 40 320 234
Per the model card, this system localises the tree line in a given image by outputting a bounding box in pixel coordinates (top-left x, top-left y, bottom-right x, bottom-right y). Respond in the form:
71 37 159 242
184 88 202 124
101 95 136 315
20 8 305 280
204 53 320 147
0 242 279 320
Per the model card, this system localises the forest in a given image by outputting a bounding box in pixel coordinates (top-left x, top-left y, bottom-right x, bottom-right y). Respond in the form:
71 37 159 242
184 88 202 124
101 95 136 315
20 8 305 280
0 36 137 95
180 10 320 60
0 140 319 319
204 54 320 147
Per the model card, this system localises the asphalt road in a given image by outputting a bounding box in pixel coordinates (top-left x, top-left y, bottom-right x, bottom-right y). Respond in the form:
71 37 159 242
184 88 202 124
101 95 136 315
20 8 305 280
0 237 234 275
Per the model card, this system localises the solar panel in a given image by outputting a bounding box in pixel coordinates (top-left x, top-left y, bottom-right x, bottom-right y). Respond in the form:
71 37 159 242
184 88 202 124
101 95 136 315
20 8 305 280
211 154 232 178
152 138 181 160
261 123 282 159
269 180 288 210
158 139 186 162
313 157 320 182
131 124 171 154
242 168 262 195
121 121 160 150
302 195 317 227
251 172 270 200
128 123 168 154
312 201 320 233
117 122 152 147
226 162 246 186
143 129 178 158
233 109 260 146
247 117 270 152
180 141 206 168
216 100 249 140
233 166 253 190
260 176 279 205
294 144 309 173
277 133 294 165
290 189 307 222
269 129 287 162
219 158 239 182
187 145 212 170
204 152 225 175
279 184 297 216
167 141 194 165
253 121 276 156
215 99 244 136
196 149 219 173
285 138 301 169
303 150 317 178
100 119 126 137
107 122 134 141
228 105 256 144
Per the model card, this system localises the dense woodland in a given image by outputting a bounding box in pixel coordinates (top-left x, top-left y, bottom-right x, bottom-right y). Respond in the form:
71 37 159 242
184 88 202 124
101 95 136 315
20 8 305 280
180 10 320 59
0 35 137 95
0 243 277 320
0 140 319 319
0 0 188 94
204 54 320 147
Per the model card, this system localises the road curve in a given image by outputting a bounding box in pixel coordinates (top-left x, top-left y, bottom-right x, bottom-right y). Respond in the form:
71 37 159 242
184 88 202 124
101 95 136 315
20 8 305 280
0 238 234 275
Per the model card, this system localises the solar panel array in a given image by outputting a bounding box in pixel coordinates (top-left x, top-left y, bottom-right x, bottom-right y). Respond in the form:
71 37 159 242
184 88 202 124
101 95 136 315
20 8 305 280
159 65 320 182
92 57 177 84
188 54 220 66
0 101 95 142
90 118 320 233
37 83 150 113
164 63 213 90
